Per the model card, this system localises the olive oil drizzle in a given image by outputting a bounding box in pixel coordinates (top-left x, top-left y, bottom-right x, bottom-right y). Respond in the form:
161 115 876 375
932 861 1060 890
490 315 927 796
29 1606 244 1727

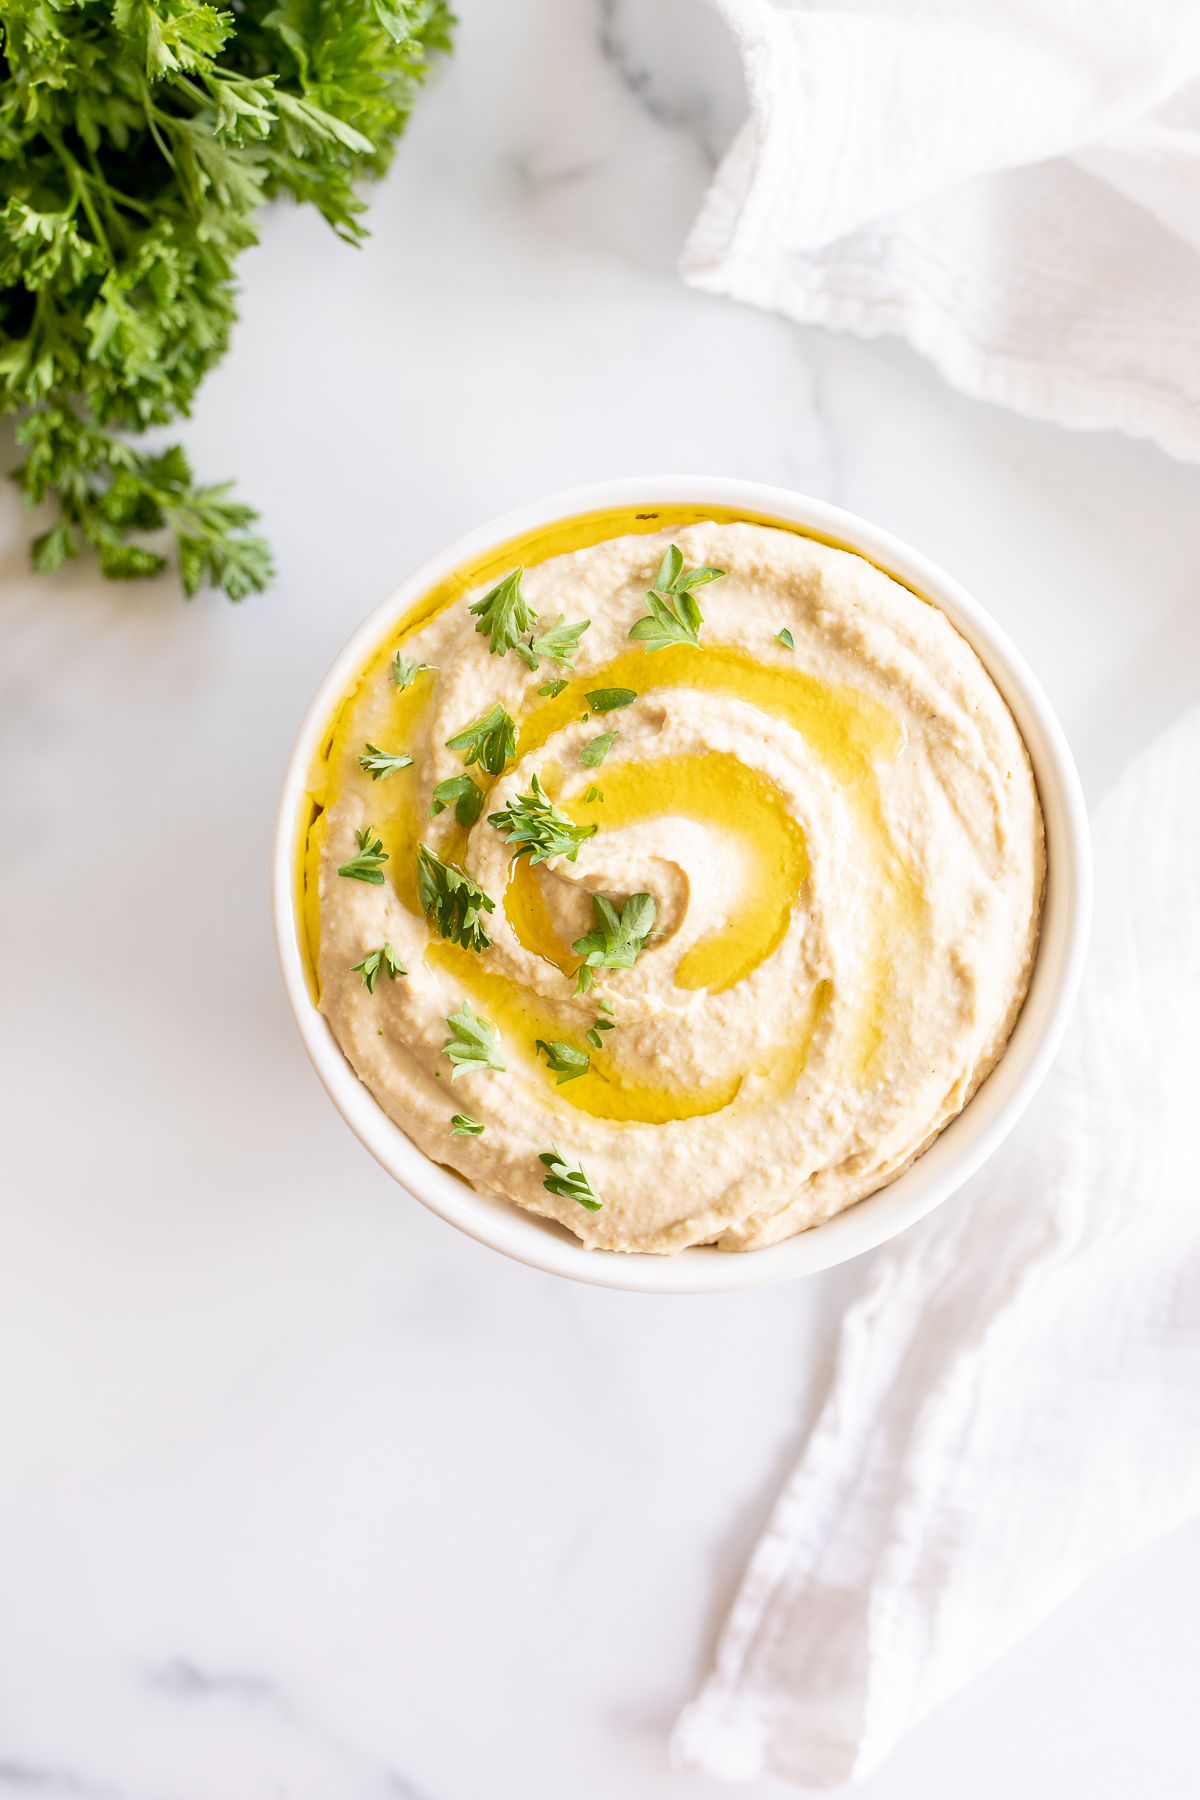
299 505 927 1115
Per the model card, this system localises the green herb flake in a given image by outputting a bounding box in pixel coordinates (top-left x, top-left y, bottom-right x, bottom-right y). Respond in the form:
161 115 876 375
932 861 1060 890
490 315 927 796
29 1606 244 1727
580 731 618 768
534 1038 590 1085
446 703 518 777
351 942 406 992
359 742 414 780
450 1113 485 1137
338 827 389 885
584 1005 616 1050
392 653 432 690
519 615 590 671
430 775 485 828
628 544 725 652
585 687 637 713
416 845 495 952
488 772 597 866
538 1147 603 1211
442 1001 505 1079
468 568 537 657
538 677 569 699
572 892 656 992
583 785 603 803
776 628 795 651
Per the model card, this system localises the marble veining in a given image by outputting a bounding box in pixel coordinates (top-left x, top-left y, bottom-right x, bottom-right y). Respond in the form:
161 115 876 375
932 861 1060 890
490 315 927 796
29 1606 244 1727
595 0 728 168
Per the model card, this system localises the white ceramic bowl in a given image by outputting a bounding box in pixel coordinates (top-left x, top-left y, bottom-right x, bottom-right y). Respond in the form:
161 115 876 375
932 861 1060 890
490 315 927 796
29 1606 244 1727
273 477 1091 1293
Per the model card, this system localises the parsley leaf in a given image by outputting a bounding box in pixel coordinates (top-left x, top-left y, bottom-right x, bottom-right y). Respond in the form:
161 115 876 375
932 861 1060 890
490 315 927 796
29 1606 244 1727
572 892 656 992
535 1038 591 1084
469 567 537 656
538 1147 603 1211
584 1002 615 1049
538 677 569 699
430 775 485 828
392 652 432 689
338 826 389 885
450 1113 485 1136
776 628 795 651
585 687 637 713
417 845 495 952
519 615 590 671
488 773 597 866
580 731 618 768
359 742 414 780
583 785 603 803
443 1002 506 1079
446 703 518 777
628 544 725 652
351 942 406 992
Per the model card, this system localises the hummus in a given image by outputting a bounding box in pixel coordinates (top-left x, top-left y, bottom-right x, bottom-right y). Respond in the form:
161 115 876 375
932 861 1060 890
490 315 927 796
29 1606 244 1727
306 518 1044 1253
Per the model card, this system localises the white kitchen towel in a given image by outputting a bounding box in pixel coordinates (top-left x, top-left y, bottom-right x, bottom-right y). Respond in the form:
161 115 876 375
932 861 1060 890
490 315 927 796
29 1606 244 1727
685 0 1200 459
673 700 1200 1788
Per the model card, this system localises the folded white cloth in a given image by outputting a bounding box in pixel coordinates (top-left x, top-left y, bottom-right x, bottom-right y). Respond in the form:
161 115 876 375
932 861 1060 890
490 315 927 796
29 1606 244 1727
673 701 1200 1786
685 0 1200 458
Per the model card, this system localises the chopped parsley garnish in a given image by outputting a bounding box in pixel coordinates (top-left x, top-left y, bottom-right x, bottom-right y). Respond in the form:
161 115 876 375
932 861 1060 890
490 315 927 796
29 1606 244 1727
539 1147 603 1211
442 1001 506 1079
469 567 538 657
351 942 406 992
445 703 518 777
580 730 618 768
338 827 389 885
776 627 795 651
450 1113 485 1137
430 774 485 828
572 892 656 993
359 742 414 780
392 653 432 690
467 567 589 670
535 1038 590 1084
584 1001 615 1049
518 615 590 671
538 677 569 699
488 772 597 866
583 785 603 804
585 686 637 713
416 844 495 952
628 543 724 652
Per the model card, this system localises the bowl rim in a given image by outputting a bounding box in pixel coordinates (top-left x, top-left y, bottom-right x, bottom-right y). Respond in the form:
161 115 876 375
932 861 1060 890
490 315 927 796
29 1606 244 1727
272 476 1092 1293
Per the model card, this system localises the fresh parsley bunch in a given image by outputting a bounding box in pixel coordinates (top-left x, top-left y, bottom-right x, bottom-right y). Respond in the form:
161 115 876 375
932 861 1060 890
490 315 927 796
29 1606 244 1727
0 0 453 599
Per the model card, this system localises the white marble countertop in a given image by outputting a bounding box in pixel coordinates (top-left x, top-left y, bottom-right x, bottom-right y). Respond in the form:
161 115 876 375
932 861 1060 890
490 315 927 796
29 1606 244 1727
3 3 1199 1796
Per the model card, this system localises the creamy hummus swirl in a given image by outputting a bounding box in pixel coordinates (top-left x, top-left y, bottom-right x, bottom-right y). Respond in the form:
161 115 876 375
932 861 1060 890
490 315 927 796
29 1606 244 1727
308 520 1044 1253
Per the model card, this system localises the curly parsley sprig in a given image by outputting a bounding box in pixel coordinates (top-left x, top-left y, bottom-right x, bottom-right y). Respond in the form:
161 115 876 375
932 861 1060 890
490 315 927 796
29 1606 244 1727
430 774 484 827
1 1 453 599
487 773 597 866
442 1002 505 1079
416 844 495 953
351 943 406 992
539 1147 603 1211
535 1038 591 1085
446 703 518 778
359 743 414 780
629 545 725 652
338 826 389 885
572 892 656 993
468 568 589 670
